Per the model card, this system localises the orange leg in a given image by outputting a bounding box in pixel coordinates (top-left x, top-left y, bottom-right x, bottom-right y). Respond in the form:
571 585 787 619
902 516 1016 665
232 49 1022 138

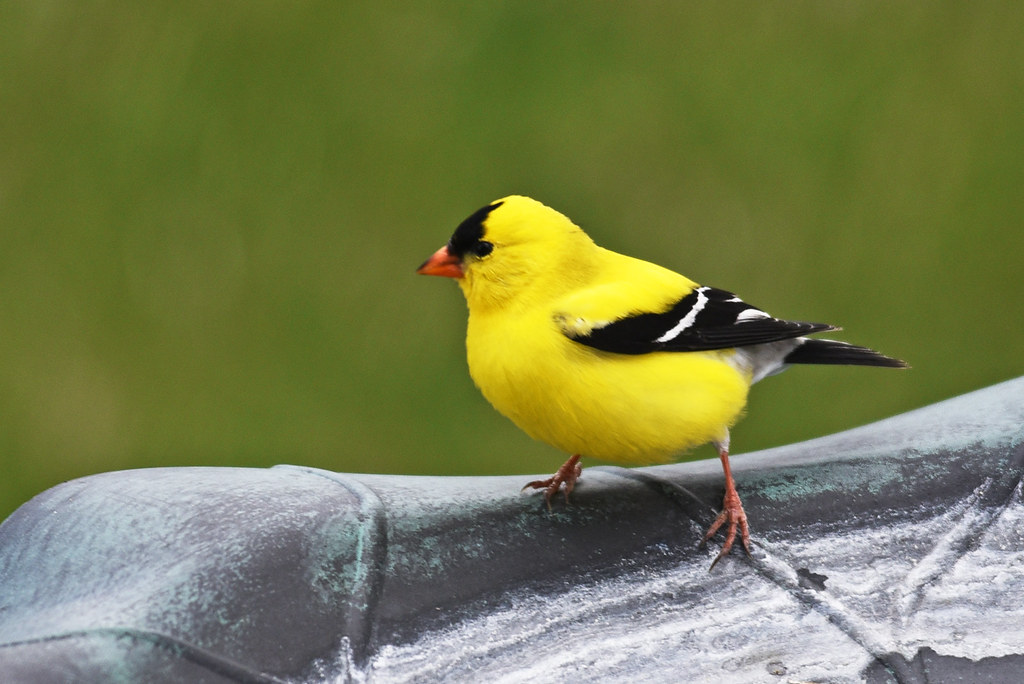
700 441 751 569
522 454 583 510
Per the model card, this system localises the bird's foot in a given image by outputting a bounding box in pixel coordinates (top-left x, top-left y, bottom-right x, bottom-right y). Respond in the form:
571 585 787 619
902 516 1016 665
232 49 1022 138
700 488 751 570
522 454 582 510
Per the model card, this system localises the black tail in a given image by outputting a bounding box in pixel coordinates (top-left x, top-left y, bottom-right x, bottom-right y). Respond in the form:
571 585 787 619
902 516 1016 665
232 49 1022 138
785 338 908 368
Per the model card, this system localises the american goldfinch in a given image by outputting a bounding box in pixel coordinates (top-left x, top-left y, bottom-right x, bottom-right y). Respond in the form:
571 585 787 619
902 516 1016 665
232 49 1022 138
418 196 906 568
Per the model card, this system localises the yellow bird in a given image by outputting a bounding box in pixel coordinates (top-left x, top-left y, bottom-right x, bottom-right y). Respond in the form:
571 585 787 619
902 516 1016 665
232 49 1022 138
418 195 906 568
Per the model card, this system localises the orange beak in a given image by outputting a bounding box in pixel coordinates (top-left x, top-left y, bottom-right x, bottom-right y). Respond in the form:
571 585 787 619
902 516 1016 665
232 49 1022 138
417 245 464 278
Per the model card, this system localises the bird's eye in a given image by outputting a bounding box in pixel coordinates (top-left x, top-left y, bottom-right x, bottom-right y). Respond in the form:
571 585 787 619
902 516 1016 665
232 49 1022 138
472 241 494 257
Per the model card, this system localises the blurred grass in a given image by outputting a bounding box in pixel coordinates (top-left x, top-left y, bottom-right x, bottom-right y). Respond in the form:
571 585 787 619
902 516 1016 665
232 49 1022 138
1 2 1021 520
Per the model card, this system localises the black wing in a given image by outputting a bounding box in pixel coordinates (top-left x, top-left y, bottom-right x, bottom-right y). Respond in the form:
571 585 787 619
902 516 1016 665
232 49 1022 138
566 286 836 355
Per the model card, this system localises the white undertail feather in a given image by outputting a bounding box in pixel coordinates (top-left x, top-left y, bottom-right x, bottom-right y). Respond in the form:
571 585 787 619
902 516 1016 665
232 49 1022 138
731 338 806 384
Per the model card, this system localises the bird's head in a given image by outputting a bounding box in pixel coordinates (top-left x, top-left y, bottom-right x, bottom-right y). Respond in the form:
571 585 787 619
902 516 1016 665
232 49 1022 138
417 195 595 312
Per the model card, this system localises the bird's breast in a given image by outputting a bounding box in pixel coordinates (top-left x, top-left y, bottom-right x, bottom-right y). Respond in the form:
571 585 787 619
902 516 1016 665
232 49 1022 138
465 309 751 465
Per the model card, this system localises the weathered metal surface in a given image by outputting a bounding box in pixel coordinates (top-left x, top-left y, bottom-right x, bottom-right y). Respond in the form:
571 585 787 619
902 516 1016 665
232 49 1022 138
1 377 1022 683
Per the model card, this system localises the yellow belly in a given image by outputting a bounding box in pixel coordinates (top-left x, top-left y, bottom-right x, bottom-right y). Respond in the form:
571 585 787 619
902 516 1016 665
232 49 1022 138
466 311 751 465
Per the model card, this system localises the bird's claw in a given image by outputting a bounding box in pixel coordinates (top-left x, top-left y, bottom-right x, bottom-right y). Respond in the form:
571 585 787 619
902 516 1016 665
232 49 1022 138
522 454 582 510
700 496 751 570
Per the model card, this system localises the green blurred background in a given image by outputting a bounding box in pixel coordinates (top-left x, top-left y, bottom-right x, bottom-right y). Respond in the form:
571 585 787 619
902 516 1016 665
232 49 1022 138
1 3 1021 521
